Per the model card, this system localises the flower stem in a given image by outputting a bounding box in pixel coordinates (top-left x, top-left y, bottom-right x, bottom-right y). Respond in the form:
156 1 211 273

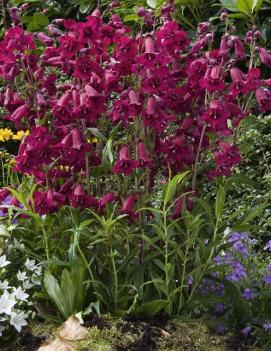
192 124 206 193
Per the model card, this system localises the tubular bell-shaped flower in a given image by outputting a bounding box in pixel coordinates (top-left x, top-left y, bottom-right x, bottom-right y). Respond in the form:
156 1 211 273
200 65 225 92
137 142 153 169
119 195 139 219
112 145 138 175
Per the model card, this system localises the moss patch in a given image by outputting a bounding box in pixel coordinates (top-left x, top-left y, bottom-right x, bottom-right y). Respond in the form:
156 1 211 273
25 318 263 351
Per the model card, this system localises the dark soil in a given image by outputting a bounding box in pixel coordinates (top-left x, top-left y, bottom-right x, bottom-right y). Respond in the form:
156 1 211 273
225 335 254 351
2 316 262 351
83 314 110 330
114 314 173 351
2 329 46 351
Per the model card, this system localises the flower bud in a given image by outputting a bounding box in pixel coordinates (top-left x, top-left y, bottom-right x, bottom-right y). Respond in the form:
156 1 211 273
197 22 210 35
36 93 47 108
137 6 146 16
144 11 154 28
9 7 20 25
52 18 65 25
21 3 30 11
110 1 120 8
220 11 228 20
47 25 61 37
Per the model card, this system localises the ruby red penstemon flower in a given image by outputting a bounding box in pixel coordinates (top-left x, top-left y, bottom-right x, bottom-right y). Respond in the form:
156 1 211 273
0 11 269 214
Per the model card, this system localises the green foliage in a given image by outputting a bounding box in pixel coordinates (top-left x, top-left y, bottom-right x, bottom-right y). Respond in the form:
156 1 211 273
3 172 265 320
44 257 89 319
223 115 271 242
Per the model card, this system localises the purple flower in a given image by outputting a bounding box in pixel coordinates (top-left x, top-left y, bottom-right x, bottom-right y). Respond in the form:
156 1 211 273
263 323 271 331
215 303 224 314
264 240 271 251
2 195 12 205
232 241 248 257
216 324 226 335
242 288 254 301
241 326 252 337
264 274 271 285
226 262 247 282
188 275 193 287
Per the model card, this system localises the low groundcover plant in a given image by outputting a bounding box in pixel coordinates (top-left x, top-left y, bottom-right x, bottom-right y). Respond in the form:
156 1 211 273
0 252 42 339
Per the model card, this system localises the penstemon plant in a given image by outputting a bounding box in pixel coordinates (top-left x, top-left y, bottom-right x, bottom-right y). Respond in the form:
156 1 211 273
0 4 270 214
0 1 269 320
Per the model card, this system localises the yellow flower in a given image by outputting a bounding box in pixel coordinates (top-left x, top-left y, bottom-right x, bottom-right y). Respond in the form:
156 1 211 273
9 158 16 166
0 128 13 142
0 151 11 159
87 137 98 143
59 165 70 171
12 130 28 141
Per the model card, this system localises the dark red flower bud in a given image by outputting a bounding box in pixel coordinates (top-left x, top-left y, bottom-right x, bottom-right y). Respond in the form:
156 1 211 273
47 25 61 37
219 37 229 58
36 32 54 46
21 3 30 11
110 1 120 8
57 91 71 106
259 47 271 68
120 195 139 219
36 93 47 108
234 38 245 60
73 184 85 196
137 142 153 169
137 6 146 16
197 22 210 35
71 127 83 150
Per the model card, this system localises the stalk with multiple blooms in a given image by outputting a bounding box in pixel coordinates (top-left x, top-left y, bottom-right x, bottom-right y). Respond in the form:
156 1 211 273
0 4 270 215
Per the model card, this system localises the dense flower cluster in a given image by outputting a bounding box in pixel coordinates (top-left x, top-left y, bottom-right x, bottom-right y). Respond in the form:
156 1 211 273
0 8 270 214
199 231 271 345
0 255 42 335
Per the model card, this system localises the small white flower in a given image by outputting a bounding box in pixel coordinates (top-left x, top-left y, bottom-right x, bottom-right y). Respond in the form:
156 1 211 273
22 280 33 290
0 292 16 315
0 280 10 290
25 258 38 272
31 277 41 286
12 287 29 302
34 266 42 276
0 255 10 268
17 271 27 281
0 325 6 337
10 311 27 332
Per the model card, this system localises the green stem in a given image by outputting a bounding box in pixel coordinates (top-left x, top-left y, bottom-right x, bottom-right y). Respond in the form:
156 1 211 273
192 124 206 193
41 225 50 263
163 205 170 313
179 232 189 311
77 243 95 283
111 248 118 312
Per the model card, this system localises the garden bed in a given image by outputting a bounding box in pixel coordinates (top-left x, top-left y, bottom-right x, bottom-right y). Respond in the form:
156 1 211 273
3 318 263 351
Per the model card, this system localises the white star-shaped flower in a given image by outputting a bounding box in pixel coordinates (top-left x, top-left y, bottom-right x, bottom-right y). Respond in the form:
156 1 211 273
22 279 33 290
17 271 27 281
34 266 42 276
25 258 38 272
0 292 16 315
0 255 10 268
0 280 10 290
12 287 29 301
10 311 27 332
31 277 41 286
